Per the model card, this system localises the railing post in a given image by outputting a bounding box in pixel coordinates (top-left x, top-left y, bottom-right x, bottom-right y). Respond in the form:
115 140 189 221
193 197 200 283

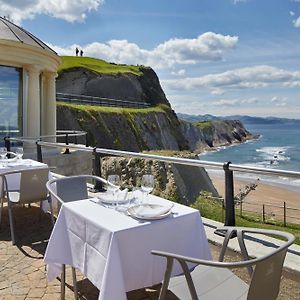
223 162 236 226
63 133 70 154
4 136 11 158
283 201 286 227
36 141 43 163
240 200 243 217
91 148 105 192
262 204 265 223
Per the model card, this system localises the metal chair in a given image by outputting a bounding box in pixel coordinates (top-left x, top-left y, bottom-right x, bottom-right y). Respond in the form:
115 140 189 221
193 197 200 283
46 174 108 300
152 227 295 300
0 168 53 245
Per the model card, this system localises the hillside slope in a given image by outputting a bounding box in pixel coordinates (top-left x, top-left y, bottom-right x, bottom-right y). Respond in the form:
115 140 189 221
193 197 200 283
56 56 170 107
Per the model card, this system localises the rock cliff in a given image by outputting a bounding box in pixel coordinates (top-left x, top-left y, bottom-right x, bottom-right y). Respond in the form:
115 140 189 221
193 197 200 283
56 57 170 107
180 119 254 153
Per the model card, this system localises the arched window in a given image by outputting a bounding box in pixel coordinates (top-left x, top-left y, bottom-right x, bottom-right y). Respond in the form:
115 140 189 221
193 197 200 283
0 65 23 145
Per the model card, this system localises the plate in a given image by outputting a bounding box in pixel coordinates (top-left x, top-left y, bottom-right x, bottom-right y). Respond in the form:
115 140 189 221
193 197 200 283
127 203 173 220
0 157 18 163
96 190 128 205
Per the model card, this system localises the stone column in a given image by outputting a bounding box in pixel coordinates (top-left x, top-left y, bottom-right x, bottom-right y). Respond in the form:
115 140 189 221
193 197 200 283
26 65 41 138
43 71 57 142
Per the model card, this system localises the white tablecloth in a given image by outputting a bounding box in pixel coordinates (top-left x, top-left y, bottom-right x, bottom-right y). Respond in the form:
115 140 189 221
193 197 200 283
44 196 211 300
0 159 49 191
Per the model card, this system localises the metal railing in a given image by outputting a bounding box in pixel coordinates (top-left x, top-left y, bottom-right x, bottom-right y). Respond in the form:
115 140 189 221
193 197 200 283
3 136 300 229
56 92 151 108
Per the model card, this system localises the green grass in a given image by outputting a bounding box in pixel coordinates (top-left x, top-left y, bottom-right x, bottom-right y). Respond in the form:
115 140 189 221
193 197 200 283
192 192 300 245
57 102 169 115
58 56 145 76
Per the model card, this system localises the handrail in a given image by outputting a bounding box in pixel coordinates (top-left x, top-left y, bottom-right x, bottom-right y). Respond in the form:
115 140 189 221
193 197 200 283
4 137 300 229
37 141 300 179
56 92 151 108
4 130 86 142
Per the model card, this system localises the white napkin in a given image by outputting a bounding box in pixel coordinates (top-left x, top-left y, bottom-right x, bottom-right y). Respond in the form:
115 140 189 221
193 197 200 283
134 203 174 218
97 189 128 204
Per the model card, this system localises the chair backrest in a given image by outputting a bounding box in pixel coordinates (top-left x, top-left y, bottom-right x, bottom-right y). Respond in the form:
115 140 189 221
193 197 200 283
54 176 89 203
19 168 49 204
0 175 3 199
247 246 288 300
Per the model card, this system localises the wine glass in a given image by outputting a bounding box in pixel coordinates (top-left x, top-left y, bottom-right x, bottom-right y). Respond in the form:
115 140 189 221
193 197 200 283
0 147 7 167
141 175 154 205
16 147 23 160
107 175 121 209
0 147 7 160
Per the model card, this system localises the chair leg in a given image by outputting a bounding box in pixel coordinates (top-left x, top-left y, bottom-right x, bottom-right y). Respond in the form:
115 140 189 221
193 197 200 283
72 267 78 300
0 197 3 227
8 202 16 245
61 264 66 300
48 199 55 226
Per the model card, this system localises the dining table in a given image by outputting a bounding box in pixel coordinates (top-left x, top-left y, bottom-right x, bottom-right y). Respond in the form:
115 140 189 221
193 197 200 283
44 193 212 300
0 158 49 191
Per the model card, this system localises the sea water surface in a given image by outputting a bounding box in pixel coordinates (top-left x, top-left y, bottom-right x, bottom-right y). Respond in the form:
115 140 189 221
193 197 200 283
199 122 300 190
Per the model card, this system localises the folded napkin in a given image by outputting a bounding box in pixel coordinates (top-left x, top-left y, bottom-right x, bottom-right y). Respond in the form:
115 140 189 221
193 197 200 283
97 188 128 204
134 203 174 218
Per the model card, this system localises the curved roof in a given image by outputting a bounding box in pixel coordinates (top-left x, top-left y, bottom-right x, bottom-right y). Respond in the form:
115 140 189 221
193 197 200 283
0 16 57 54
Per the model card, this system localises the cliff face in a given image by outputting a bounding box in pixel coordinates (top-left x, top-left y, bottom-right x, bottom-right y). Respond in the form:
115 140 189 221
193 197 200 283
57 104 189 151
56 67 170 107
56 56 254 152
57 103 254 153
180 119 254 153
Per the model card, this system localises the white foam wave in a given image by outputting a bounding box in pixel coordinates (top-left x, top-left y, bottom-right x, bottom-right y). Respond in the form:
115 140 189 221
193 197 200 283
255 146 291 165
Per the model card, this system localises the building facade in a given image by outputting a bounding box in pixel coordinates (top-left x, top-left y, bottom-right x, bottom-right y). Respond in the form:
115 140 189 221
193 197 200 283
0 17 61 146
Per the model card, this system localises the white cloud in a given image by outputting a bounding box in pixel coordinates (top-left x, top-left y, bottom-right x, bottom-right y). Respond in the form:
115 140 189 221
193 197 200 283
293 16 300 27
210 88 225 95
232 0 247 4
271 96 288 107
290 11 295 16
162 65 300 91
0 0 103 24
50 32 238 69
211 97 258 106
171 69 186 76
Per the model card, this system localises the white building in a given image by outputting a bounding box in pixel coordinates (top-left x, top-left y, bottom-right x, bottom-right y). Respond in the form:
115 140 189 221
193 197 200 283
0 17 61 145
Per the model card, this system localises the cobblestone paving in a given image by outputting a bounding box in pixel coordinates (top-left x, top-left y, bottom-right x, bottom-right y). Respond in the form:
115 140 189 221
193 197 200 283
2 205 298 299
0 205 177 300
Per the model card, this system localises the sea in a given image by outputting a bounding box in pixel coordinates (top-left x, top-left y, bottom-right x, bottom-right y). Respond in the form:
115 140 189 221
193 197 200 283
199 122 300 191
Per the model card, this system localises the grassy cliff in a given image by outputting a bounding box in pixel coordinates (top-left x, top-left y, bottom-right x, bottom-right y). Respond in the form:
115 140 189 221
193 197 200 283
58 56 145 76
57 102 189 151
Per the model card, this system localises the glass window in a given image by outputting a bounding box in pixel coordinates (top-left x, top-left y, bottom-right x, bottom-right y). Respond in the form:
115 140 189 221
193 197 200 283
0 66 22 145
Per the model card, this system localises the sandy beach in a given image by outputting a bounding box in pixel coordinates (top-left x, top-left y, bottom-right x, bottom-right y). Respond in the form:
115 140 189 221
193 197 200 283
208 172 300 224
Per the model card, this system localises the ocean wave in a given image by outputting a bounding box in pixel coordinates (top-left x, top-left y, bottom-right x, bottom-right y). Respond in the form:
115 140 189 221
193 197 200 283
255 146 291 164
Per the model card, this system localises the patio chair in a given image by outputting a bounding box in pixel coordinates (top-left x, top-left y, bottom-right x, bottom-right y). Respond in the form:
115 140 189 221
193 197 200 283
0 168 53 245
46 174 108 300
152 227 295 300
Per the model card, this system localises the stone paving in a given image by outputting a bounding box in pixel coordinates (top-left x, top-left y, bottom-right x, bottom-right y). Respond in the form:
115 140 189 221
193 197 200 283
1 204 299 299
0 204 179 300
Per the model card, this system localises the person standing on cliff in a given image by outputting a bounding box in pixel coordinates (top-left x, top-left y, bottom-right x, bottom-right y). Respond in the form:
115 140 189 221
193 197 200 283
75 47 79 56
80 50 83 56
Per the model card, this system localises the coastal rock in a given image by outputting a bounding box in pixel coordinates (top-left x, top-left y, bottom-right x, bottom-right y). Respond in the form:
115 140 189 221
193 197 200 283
101 153 219 204
56 104 189 151
56 67 170 107
180 119 255 153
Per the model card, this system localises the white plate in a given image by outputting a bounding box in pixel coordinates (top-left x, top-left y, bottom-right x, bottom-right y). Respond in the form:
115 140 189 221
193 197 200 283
96 190 128 205
0 157 18 163
127 204 173 220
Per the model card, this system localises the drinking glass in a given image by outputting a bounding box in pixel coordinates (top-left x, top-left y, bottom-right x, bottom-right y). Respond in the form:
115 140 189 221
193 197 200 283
141 175 154 205
16 147 23 160
107 175 121 209
0 147 7 160
0 147 7 167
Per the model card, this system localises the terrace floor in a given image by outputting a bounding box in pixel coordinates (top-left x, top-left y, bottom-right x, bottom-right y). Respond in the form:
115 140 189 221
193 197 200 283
0 205 300 300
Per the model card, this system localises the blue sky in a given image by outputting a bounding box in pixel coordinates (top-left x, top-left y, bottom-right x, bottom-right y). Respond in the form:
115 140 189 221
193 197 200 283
2 0 300 118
